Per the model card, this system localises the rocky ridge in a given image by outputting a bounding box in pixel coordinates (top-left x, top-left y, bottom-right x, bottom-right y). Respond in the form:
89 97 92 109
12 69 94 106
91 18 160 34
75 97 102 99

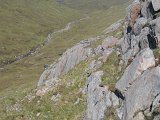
35 0 160 119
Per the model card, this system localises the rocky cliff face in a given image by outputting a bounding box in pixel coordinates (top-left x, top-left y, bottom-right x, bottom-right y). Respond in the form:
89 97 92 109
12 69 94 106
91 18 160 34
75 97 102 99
36 0 160 119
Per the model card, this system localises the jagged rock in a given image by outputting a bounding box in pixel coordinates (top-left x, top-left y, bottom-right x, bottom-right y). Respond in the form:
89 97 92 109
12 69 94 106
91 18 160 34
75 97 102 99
121 35 131 54
116 37 123 46
150 17 160 47
138 27 150 49
144 108 153 119
122 26 152 63
102 36 118 49
86 71 111 120
133 17 148 35
116 48 155 93
141 1 153 19
151 94 160 113
116 106 124 120
94 45 103 55
103 19 124 34
122 66 160 120
130 0 141 27
131 27 149 56
111 92 120 108
121 50 133 64
38 40 93 87
151 0 160 11
133 112 145 120
154 115 160 120
86 71 119 120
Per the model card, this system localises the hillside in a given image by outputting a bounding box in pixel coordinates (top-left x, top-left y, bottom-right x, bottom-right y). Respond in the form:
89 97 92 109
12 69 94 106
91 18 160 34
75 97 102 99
0 0 82 66
55 0 128 12
0 0 134 120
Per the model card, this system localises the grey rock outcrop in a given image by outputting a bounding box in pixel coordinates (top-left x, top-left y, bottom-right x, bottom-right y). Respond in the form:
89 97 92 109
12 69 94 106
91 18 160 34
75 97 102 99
133 112 145 120
141 1 153 19
150 17 160 47
122 67 160 120
151 0 160 11
133 17 148 35
151 94 160 113
116 48 155 93
86 71 119 120
154 115 160 120
38 40 93 87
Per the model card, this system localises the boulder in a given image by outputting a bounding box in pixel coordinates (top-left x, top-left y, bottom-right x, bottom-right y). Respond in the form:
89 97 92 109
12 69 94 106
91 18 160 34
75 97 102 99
141 1 153 19
121 36 131 54
86 71 119 120
130 0 141 27
38 40 93 87
139 27 150 49
152 0 160 11
133 17 148 35
133 112 145 120
150 17 160 47
122 67 160 120
121 27 151 63
116 48 155 93
151 94 160 113
116 106 124 120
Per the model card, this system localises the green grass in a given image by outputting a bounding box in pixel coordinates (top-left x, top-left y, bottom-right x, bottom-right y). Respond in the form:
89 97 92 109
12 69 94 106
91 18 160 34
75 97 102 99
0 0 82 63
56 0 129 12
153 48 160 58
0 1 129 119
101 52 126 91
0 57 93 120
0 2 128 91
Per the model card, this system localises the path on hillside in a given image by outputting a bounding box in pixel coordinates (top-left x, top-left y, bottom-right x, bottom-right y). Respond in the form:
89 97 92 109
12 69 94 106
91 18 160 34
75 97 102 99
0 16 89 68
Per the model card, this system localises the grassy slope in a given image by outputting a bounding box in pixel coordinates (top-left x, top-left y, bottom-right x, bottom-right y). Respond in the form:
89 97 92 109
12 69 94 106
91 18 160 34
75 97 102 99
56 0 128 12
0 0 130 119
0 0 82 63
0 3 127 91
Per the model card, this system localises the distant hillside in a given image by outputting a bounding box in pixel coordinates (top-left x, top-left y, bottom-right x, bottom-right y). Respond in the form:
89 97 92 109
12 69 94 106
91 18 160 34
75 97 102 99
0 0 82 63
56 0 128 12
